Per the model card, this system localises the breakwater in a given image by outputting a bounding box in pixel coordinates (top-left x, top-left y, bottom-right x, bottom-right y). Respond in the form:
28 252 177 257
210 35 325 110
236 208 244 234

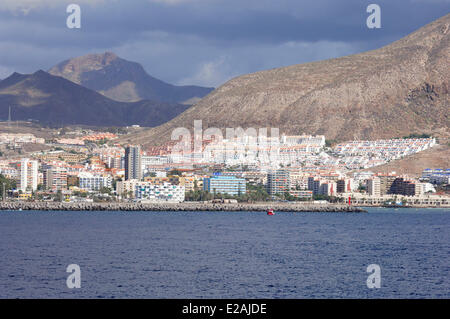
0 201 366 213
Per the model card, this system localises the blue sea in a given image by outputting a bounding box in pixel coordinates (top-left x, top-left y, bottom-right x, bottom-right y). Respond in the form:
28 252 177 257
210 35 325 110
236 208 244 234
0 208 449 298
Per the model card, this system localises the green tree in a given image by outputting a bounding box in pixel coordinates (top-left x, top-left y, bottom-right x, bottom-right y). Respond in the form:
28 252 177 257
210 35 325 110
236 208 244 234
100 187 111 195
0 174 16 200
54 190 63 202
325 139 337 147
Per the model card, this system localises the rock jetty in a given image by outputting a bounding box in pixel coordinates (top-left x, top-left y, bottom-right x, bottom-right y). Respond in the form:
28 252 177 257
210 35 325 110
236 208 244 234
0 201 366 213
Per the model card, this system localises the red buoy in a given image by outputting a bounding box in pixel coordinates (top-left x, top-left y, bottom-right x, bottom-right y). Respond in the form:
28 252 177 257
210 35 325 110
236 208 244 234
267 209 275 216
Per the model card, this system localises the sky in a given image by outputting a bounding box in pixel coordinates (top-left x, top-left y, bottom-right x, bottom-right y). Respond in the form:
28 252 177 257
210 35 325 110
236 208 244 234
0 0 448 88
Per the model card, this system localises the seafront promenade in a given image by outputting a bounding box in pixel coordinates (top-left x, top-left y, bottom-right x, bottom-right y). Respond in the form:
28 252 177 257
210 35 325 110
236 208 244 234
0 201 366 213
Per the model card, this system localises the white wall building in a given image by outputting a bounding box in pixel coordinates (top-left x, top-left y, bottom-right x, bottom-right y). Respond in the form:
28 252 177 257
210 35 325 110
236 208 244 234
78 173 112 191
135 182 185 203
18 158 38 192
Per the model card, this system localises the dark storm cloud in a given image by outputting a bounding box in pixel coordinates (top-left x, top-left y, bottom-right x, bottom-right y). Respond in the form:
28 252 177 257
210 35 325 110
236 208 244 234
0 0 449 86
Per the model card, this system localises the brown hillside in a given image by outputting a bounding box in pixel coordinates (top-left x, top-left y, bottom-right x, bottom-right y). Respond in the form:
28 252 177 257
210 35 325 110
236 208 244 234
122 14 449 147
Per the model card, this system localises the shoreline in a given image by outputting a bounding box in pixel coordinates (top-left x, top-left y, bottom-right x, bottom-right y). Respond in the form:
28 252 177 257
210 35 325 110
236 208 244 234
358 204 450 209
0 201 367 213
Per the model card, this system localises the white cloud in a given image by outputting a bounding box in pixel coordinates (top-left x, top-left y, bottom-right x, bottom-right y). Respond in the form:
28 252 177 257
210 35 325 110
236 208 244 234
178 56 238 87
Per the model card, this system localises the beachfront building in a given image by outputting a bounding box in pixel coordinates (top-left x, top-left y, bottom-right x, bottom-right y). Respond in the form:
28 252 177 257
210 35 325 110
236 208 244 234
289 190 313 199
203 175 246 196
18 158 38 192
390 178 418 196
135 182 185 203
116 180 147 198
344 193 450 207
78 173 112 191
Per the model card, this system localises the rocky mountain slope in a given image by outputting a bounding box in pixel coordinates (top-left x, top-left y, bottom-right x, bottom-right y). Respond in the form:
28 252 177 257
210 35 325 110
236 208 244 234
122 14 449 147
48 52 214 104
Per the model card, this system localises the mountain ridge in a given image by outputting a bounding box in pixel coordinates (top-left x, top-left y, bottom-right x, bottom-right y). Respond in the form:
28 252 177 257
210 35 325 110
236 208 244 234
0 70 190 127
120 13 449 147
48 52 214 104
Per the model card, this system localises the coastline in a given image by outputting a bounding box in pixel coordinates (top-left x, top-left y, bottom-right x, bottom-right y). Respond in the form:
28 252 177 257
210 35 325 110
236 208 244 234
0 201 367 213
357 204 450 209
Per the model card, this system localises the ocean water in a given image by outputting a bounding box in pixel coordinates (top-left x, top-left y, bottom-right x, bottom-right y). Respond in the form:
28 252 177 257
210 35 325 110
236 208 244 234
0 208 449 299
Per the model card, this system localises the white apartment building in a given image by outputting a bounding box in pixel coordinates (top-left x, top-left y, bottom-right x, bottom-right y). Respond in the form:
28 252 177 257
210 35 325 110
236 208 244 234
18 158 38 192
135 182 185 203
78 172 112 191
142 155 169 170
333 138 436 169
116 180 146 198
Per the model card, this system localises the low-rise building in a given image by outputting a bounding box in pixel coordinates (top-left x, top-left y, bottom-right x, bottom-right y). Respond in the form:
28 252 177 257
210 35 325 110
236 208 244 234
135 182 185 203
78 173 112 191
289 190 313 199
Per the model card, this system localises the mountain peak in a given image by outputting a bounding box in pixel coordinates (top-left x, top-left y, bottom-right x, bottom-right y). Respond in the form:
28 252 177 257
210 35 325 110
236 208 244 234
48 52 120 80
0 72 27 89
48 52 214 104
33 69 50 76
5 72 24 80
82 51 119 65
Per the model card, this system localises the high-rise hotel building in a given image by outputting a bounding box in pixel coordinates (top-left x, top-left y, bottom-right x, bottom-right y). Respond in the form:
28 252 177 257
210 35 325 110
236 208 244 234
18 158 38 192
